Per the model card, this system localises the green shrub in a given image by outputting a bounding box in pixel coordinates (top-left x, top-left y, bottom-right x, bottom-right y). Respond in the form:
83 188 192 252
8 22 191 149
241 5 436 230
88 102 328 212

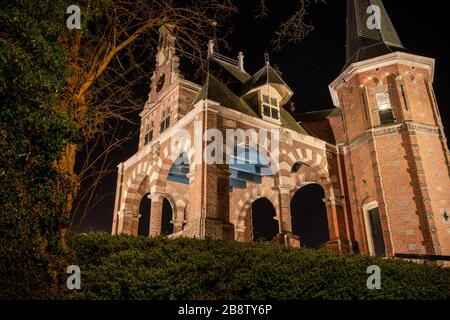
62 232 450 300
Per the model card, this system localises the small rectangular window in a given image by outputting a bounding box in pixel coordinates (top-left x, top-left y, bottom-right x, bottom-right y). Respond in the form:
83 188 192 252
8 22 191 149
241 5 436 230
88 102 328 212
368 208 386 258
160 108 170 133
379 109 395 124
144 130 153 145
263 95 270 103
375 91 395 124
271 108 279 120
270 97 277 106
361 89 369 124
400 85 409 110
263 105 271 117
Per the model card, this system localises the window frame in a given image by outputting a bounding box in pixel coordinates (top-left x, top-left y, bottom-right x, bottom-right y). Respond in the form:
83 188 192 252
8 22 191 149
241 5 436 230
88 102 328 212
160 107 171 133
260 94 280 121
375 90 396 124
362 201 389 258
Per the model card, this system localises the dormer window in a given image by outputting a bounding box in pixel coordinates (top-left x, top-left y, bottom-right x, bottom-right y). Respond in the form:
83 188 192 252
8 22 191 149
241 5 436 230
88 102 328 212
261 94 279 120
375 91 395 124
160 107 170 133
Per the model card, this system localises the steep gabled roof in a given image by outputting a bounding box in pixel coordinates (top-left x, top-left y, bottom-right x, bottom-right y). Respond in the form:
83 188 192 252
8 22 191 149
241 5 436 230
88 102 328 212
192 74 258 117
241 65 287 94
212 58 251 83
191 74 310 135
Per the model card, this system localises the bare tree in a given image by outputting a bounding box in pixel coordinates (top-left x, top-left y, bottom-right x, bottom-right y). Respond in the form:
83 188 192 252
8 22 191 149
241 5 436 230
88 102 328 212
58 0 237 224
63 0 314 226
255 0 314 50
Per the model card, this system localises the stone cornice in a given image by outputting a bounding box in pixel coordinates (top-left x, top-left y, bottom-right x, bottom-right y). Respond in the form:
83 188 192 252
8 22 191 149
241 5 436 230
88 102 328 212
341 122 440 152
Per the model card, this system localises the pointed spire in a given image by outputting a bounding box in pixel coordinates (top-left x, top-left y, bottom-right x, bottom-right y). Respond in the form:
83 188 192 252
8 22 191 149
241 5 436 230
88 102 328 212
264 52 270 66
345 0 406 68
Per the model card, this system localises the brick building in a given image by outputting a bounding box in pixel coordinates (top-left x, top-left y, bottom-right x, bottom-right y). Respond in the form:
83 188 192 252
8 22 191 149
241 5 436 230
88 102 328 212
111 0 450 259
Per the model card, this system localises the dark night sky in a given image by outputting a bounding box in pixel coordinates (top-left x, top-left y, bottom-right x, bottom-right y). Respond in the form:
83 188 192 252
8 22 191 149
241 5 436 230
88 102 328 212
77 0 450 233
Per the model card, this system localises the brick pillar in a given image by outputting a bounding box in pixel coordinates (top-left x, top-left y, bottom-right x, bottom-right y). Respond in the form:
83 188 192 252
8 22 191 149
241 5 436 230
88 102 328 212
130 214 140 236
120 210 136 235
148 193 164 236
202 164 234 240
274 185 300 247
324 196 352 253
173 214 184 233
278 185 293 233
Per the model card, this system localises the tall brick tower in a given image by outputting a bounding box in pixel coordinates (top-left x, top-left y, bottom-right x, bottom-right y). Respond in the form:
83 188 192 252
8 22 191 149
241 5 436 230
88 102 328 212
329 0 450 258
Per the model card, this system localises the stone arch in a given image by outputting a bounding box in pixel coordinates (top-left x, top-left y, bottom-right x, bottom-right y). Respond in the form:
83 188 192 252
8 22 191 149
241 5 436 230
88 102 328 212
159 192 176 235
234 185 279 241
118 139 194 235
251 197 279 241
165 183 189 232
280 147 335 197
279 148 349 251
119 172 151 235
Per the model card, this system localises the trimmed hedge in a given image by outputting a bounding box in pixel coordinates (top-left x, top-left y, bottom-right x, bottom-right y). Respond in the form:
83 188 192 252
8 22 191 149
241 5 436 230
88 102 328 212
62 233 450 300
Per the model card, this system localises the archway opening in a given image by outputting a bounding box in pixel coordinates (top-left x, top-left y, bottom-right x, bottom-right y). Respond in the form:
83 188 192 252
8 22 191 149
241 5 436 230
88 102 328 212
161 198 173 235
291 184 329 249
251 197 278 241
138 193 151 236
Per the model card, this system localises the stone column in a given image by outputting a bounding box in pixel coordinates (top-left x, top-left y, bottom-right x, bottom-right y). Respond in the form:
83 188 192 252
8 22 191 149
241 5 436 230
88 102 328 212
148 193 164 236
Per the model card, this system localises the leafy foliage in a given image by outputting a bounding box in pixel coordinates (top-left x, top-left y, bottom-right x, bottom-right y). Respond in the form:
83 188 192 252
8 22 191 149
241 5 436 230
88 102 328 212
0 0 78 299
63 233 450 300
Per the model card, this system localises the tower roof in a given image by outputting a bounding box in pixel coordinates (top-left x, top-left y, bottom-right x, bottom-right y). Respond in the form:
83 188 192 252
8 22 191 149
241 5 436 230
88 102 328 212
345 0 406 69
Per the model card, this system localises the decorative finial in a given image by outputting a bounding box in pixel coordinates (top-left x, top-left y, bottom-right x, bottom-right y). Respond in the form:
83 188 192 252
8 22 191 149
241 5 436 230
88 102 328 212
289 101 295 112
207 39 214 57
238 52 245 72
264 52 270 66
